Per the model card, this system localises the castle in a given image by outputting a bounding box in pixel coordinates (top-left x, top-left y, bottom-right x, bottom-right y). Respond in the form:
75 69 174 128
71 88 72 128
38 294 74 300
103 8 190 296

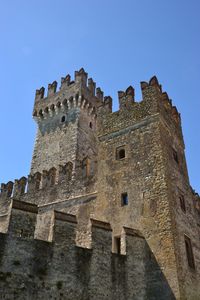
0 68 200 300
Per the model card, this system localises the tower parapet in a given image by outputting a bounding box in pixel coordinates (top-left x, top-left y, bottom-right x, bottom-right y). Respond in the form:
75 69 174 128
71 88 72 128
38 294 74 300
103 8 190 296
33 68 103 123
97 76 182 140
118 85 135 110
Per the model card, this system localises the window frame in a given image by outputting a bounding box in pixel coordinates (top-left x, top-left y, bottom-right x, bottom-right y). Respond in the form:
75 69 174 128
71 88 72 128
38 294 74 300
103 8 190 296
121 192 128 206
179 194 186 213
116 146 126 160
184 235 195 270
113 236 121 254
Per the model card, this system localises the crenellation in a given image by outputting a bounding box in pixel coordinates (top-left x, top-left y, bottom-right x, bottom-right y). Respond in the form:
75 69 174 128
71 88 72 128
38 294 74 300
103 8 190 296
88 77 96 96
0 181 13 199
47 80 57 96
27 172 41 192
126 85 135 97
60 74 71 90
97 95 113 116
96 87 104 100
118 85 135 110
0 162 76 202
149 75 158 86
35 86 45 102
75 67 88 86
1 69 199 299
161 91 180 122
13 177 27 198
140 81 149 90
171 106 180 123
104 96 112 112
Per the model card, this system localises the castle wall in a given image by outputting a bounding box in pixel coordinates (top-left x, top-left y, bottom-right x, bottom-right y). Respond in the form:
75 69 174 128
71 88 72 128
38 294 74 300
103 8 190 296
1 70 199 299
160 121 200 299
0 206 175 300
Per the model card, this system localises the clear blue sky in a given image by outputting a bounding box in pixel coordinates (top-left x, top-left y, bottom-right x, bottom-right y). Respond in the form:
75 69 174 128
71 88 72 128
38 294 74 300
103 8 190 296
0 0 199 193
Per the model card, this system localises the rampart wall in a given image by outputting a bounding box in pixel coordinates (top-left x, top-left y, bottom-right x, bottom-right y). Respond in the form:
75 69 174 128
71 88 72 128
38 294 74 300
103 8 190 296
0 202 175 300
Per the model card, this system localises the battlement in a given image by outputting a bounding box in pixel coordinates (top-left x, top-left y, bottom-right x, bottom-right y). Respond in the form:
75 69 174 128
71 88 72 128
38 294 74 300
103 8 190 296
191 187 200 214
0 196 143 247
0 201 176 299
33 68 104 121
97 76 181 139
33 72 181 143
0 162 74 201
1 68 199 299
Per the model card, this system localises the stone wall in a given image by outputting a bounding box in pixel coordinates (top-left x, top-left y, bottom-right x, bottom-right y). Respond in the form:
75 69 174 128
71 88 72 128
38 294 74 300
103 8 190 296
159 120 200 299
0 206 175 299
0 70 199 299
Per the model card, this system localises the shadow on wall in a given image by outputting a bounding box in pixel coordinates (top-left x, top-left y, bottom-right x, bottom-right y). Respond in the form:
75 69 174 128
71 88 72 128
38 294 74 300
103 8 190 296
0 208 176 300
144 244 176 300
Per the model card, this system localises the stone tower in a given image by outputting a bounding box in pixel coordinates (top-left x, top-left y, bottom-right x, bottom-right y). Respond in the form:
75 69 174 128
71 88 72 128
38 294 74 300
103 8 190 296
31 68 101 176
0 69 200 299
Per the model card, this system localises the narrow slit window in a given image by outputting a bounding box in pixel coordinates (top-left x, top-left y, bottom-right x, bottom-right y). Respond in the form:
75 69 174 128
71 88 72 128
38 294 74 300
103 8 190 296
180 195 186 213
184 236 195 270
121 192 128 206
114 237 121 254
173 149 179 164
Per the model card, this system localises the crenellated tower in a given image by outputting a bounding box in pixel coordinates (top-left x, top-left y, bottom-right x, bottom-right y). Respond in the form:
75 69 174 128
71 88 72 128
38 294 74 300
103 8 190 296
0 69 200 300
31 68 103 177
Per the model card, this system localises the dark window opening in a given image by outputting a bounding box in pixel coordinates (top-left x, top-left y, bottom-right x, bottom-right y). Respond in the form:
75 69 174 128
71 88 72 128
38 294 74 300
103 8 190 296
89 122 92 129
180 195 186 213
61 115 66 123
116 147 126 160
114 237 121 254
121 192 128 206
173 149 179 164
184 236 195 270
82 158 91 177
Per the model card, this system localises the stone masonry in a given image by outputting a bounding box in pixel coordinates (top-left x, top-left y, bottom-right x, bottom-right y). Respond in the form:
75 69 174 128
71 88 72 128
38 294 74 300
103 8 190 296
0 68 200 299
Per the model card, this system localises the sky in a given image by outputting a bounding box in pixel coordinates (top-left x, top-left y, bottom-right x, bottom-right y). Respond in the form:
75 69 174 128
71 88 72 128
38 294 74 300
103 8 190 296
0 0 199 193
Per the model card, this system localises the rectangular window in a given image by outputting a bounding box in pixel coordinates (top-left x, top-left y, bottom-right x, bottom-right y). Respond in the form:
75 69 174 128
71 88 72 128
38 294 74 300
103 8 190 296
184 236 195 270
113 236 121 254
180 195 186 213
121 192 128 206
116 146 126 160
